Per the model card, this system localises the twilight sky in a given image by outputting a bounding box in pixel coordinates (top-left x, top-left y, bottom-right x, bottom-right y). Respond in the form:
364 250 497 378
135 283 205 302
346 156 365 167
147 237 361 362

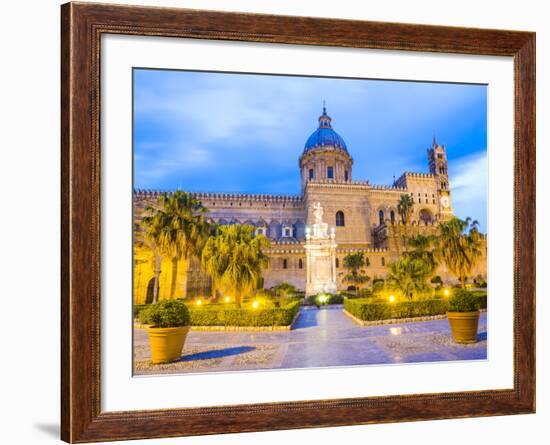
134 69 487 232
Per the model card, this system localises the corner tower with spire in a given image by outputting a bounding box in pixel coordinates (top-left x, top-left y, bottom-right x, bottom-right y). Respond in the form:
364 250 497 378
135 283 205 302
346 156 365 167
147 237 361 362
299 105 353 192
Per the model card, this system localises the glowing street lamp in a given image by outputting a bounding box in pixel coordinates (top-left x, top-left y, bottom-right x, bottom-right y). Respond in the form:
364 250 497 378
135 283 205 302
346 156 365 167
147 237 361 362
388 295 396 303
443 288 450 297
224 296 231 303
317 294 329 304
251 300 260 309
195 299 203 306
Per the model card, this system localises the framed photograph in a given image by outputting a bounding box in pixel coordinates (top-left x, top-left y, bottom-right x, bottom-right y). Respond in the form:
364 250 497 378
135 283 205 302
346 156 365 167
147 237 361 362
61 2 535 442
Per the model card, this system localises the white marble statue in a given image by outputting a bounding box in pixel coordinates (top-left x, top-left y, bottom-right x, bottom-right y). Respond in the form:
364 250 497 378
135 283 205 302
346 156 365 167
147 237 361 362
312 202 324 225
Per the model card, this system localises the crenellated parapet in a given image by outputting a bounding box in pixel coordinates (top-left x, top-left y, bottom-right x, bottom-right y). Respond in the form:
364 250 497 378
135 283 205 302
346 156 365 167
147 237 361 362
369 184 407 191
266 247 305 254
134 189 171 199
192 191 303 203
134 189 304 204
306 179 407 191
393 171 437 188
264 246 390 254
337 247 388 253
274 238 301 245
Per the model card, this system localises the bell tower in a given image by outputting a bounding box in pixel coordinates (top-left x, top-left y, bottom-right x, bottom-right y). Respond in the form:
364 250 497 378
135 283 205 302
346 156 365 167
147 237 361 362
428 137 453 220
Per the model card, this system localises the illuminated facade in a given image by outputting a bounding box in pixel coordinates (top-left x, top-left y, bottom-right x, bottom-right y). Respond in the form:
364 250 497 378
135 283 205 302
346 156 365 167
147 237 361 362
133 107 485 303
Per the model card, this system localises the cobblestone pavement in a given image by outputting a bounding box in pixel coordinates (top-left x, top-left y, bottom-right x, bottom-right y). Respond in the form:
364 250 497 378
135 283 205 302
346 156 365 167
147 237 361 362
134 305 487 375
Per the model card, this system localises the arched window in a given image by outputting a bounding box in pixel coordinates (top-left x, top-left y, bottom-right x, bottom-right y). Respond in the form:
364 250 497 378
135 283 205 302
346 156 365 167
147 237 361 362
381 257 385 266
336 211 345 227
390 210 395 224
327 166 334 179
145 278 158 304
365 257 370 267
298 258 303 269
419 209 433 225
283 259 288 269
335 258 340 268
379 210 385 225
309 168 314 179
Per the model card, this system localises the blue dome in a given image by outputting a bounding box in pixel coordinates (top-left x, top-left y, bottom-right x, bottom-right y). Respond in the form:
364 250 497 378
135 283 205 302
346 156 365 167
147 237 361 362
304 127 348 152
303 107 348 153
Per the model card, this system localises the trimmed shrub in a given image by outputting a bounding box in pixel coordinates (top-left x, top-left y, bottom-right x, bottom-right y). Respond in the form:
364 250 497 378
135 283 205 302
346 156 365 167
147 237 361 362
357 288 374 299
471 290 487 309
139 299 191 328
188 300 300 327
134 304 150 319
303 295 317 306
270 282 299 298
328 294 344 304
344 298 449 321
448 289 481 312
338 291 357 299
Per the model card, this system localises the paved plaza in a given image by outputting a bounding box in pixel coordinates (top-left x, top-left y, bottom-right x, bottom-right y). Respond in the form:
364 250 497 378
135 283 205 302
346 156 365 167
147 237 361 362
134 305 487 375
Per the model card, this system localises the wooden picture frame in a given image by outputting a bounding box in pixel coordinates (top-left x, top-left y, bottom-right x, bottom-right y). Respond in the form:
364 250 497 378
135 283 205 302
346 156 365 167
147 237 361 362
61 2 535 442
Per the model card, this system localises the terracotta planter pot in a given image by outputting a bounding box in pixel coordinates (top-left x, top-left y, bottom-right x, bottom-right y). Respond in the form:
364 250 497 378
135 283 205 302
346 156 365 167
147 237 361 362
147 326 190 364
447 311 480 344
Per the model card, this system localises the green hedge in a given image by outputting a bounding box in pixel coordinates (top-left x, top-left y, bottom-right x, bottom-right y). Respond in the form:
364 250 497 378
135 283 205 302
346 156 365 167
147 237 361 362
134 304 150 319
471 290 488 309
344 294 487 322
188 300 301 327
344 298 448 321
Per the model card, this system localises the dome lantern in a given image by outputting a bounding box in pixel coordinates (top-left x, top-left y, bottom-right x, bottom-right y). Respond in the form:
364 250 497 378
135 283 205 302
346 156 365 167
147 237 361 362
303 104 349 153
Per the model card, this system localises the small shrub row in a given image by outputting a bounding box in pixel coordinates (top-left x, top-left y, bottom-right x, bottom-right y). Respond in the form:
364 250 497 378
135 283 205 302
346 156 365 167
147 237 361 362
134 304 151 319
470 290 488 308
188 300 301 327
344 298 449 321
344 292 487 322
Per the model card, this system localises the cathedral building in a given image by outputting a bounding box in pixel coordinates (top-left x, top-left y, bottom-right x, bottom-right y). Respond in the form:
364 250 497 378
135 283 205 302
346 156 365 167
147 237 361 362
133 107 485 303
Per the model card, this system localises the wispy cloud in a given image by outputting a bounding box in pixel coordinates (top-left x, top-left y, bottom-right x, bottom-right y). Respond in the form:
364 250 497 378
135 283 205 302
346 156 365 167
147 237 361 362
133 69 487 226
449 151 487 231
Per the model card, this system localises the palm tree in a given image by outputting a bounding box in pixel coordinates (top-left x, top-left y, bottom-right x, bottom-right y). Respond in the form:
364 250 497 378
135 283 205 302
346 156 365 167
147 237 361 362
201 224 270 308
342 253 371 294
436 217 484 287
142 191 210 299
406 234 438 275
397 194 414 224
386 256 432 300
138 219 163 304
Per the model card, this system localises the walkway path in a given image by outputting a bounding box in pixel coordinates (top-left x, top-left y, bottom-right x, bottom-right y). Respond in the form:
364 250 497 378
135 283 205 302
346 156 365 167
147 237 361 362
134 305 487 375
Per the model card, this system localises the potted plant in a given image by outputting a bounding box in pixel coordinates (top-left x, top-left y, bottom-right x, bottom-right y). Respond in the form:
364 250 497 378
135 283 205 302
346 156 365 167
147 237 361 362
446 289 480 344
140 299 191 364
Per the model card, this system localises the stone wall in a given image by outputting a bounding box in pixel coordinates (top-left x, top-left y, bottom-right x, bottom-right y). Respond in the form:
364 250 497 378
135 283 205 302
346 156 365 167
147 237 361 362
132 178 486 303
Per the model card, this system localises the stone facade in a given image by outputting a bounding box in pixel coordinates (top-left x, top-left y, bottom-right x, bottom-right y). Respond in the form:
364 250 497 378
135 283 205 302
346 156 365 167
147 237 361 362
133 108 486 303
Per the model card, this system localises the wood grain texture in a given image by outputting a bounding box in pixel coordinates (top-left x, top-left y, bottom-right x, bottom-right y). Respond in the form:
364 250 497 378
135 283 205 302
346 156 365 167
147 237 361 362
60 2 536 442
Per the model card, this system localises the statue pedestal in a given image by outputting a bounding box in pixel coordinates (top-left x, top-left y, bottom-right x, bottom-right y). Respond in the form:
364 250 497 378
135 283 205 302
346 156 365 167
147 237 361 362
304 222 338 296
